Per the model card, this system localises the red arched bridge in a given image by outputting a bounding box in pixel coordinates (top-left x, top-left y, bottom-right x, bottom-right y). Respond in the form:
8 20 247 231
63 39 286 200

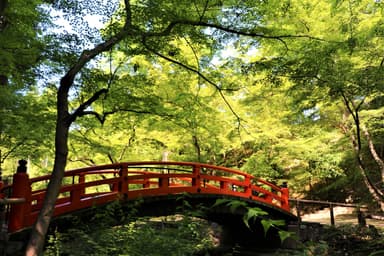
1 161 295 234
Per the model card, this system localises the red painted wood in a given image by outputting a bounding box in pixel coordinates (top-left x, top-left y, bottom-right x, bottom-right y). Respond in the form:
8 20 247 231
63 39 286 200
8 172 32 232
5 161 291 233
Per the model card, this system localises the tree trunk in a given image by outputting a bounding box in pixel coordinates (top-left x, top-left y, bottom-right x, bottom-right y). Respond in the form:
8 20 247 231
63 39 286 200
192 135 201 162
356 155 384 210
25 127 69 255
26 82 71 255
340 96 384 211
363 127 384 186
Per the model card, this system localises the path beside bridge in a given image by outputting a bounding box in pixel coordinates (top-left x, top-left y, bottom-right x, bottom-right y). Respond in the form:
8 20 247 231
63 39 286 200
302 206 384 229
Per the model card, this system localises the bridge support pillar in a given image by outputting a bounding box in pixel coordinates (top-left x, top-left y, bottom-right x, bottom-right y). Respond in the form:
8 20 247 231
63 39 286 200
9 160 32 233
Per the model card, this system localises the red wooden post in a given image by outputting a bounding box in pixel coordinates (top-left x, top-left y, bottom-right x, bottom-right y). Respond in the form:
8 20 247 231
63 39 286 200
159 177 168 188
143 174 150 189
111 171 119 192
263 193 273 204
119 164 129 198
159 171 169 189
244 176 252 197
280 182 290 212
220 181 228 190
70 173 85 207
78 173 85 196
9 160 32 233
192 165 201 188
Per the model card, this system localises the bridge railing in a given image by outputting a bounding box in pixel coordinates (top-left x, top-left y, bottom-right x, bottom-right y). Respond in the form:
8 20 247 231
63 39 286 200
3 161 290 233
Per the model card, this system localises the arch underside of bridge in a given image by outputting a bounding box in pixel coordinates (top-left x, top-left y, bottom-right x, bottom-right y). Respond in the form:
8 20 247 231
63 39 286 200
45 193 297 248
129 193 297 247
125 193 297 223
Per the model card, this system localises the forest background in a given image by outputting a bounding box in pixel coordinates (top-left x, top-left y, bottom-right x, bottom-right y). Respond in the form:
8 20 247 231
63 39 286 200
1 0 384 254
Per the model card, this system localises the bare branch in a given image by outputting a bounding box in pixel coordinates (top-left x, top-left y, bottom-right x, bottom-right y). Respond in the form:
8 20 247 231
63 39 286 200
117 126 136 162
144 19 331 43
193 0 210 21
69 88 109 123
68 157 96 166
76 106 176 125
105 108 174 118
76 110 105 123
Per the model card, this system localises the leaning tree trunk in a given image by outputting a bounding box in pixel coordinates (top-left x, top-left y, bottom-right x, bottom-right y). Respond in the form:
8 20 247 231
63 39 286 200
343 124 384 211
26 79 72 255
25 128 69 254
363 127 384 186
356 155 384 210
340 94 384 211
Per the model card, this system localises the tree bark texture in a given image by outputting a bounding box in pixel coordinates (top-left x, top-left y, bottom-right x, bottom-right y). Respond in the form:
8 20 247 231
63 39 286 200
341 113 384 211
363 127 384 185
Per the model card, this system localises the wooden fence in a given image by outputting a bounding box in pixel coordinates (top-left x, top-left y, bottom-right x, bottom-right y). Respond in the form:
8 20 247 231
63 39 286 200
290 198 368 226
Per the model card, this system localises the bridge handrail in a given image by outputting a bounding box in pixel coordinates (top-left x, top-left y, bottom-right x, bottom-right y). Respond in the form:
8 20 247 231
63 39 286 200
3 161 290 233
23 162 281 190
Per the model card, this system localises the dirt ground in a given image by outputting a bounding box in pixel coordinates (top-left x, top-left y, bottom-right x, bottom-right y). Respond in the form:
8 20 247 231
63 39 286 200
301 206 384 229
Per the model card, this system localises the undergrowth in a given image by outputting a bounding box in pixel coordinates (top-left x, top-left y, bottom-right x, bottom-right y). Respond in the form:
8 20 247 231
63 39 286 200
44 200 215 256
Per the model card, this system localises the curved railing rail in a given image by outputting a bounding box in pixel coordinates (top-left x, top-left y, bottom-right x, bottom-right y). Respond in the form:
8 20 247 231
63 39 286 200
2 161 290 233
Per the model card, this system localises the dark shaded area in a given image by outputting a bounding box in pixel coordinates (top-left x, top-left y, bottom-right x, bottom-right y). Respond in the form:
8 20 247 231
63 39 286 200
122 194 296 248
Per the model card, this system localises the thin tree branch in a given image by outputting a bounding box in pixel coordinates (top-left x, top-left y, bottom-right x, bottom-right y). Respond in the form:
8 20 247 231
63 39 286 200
142 36 243 125
77 107 176 125
144 19 329 42
118 126 136 162
68 157 96 166
193 0 209 22
183 36 203 99
69 88 109 123
341 91 363 150
0 142 24 163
